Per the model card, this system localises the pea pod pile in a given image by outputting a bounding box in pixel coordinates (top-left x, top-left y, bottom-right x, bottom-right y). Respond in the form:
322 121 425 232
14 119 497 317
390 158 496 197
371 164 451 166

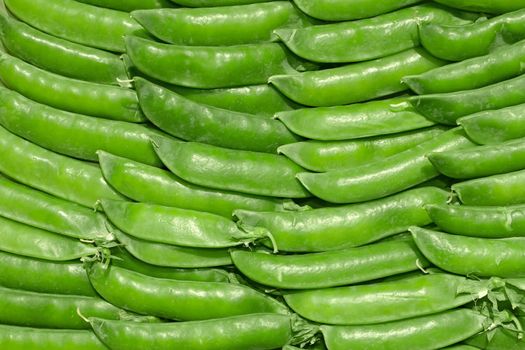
1 0 525 349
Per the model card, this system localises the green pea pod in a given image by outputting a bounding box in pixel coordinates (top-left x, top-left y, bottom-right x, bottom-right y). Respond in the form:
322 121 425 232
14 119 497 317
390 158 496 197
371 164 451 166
269 48 445 107
135 77 299 153
452 169 525 206
0 324 107 350
0 53 144 122
458 103 525 145
404 40 525 94
444 346 481 350
0 86 165 167
126 36 296 88
113 229 232 268
411 226 525 278
0 251 97 296
420 9 525 61
0 176 112 240
276 4 470 63
322 309 487 350
171 0 272 6
76 0 173 11
279 127 445 172
154 138 311 198
466 319 525 349
4 0 147 52
297 128 474 204
132 2 312 46
235 187 448 252
434 0 525 14
410 74 525 125
0 14 127 85
230 238 429 289
87 263 289 320
426 204 525 238
275 97 435 141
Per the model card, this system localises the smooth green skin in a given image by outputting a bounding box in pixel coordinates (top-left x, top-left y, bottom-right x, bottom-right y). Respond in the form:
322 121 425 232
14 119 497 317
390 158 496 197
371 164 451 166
0 52 144 122
292 0 423 21
0 87 165 167
133 2 311 46
322 309 486 350
412 226 525 278
458 103 525 145
0 126 124 208
453 169 525 206
411 74 525 125
435 0 525 14
0 216 97 261
404 40 525 94
0 14 127 85
101 199 252 248
275 97 435 141
0 175 112 240
298 128 474 204
276 4 469 63
5 0 146 52
426 204 525 238
0 251 97 296
444 346 480 350
230 238 429 289
98 151 286 218
113 229 232 268
428 137 525 179
170 0 271 5
135 77 299 153
285 274 488 325
279 127 445 172
126 36 295 89
76 0 173 11
235 187 448 252
87 263 289 321
420 9 525 61
154 138 311 198
270 48 445 107
90 314 292 350
0 325 107 350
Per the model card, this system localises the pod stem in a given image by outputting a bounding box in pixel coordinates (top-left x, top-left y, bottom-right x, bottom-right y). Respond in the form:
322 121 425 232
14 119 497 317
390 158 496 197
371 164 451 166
236 222 279 253
290 314 320 347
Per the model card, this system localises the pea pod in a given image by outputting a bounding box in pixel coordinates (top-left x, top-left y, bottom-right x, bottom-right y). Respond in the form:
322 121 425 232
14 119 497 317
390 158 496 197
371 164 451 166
419 9 525 61
297 128 474 204
4 0 147 52
235 187 448 252
434 0 525 14
404 40 525 94
466 319 525 350
171 0 272 6
411 226 525 278
270 48 445 107
154 138 311 198
135 77 299 153
87 263 289 320
76 0 173 11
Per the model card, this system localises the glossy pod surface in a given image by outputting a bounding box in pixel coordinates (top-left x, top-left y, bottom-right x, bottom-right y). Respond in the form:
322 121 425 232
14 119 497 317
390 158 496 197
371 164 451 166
434 0 525 14
76 0 173 11
171 0 273 6
270 48 445 107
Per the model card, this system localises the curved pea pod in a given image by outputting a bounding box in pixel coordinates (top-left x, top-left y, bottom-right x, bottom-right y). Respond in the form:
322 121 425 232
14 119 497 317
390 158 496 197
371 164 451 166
411 226 525 278
298 128 474 204
4 0 147 52
76 0 173 11
426 204 525 238
126 36 296 89
410 75 525 125
276 4 470 63
0 325 107 350
0 53 144 123
279 127 445 172
452 169 525 206
404 40 525 94
0 87 165 167
132 2 312 46
434 0 525 14
270 48 445 107
87 263 289 320
275 97 435 141
135 77 299 153
230 238 429 289
235 187 448 252
458 103 525 145
322 309 487 350
171 0 273 6
444 346 481 350
154 138 311 198
419 9 525 61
